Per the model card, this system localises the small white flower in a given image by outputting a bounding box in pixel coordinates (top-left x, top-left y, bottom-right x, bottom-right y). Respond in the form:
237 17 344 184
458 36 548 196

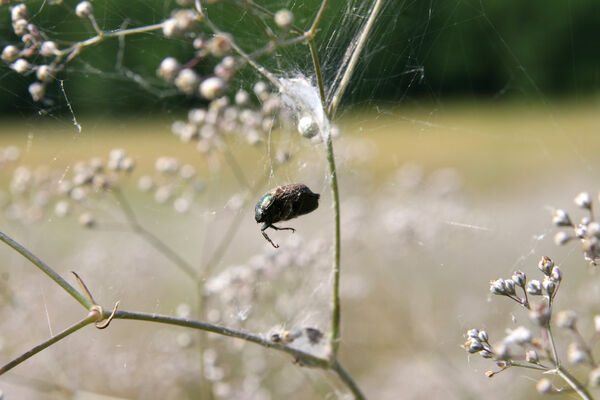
75 1 93 18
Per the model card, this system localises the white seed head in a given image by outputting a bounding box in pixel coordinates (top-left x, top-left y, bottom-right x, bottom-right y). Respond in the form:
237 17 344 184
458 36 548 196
11 4 28 22
173 9 197 32
274 9 293 29
1 45 20 62
174 68 200 95
298 114 319 138
12 19 27 36
162 18 178 38
538 256 554 276
567 342 586 365
554 231 571 246
40 41 58 57
235 90 249 106
137 175 154 192
75 1 93 18
556 310 577 329
28 82 45 101
78 212 95 228
36 65 53 82
208 33 231 57
199 76 225 100
536 378 553 394
574 191 592 209
552 209 572 227
10 58 31 74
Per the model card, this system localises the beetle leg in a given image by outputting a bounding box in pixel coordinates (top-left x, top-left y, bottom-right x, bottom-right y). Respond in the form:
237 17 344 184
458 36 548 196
270 224 295 233
262 230 279 248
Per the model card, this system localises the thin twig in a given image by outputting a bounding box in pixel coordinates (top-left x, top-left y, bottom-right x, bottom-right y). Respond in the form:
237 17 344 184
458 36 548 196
0 313 97 375
331 358 366 400
0 231 91 309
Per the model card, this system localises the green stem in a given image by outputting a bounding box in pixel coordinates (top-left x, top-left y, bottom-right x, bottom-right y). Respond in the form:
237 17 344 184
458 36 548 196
308 39 326 110
112 310 330 368
309 0 329 36
556 366 593 400
327 0 385 118
112 189 198 280
0 231 91 309
331 358 366 400
0 313 97 375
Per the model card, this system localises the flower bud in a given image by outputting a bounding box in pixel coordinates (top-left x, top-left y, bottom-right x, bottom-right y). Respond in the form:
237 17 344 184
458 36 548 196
489 278 506 295
536 378 553 394
543 278 556 297
11 4 28 21
36 65 53 82
526 349 539 364
551 266 562 282
538 256 555 276
556 310 577 329
552 209 572 227
512 271 526 287
28 82 45 101
1 45 19 62
567 342 586 365
529 303 551 326
10 58 31 74
274 9 293 29
208 33 231 57
466 328 479 339
40 41 58 57
75 1 93 18
574 191 592 209
174 68 200 95
199 76 225 100
554 231 571 246
527 280 542 295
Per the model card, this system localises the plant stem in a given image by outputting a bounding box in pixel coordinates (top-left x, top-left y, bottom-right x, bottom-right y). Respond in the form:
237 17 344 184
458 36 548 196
0 313 97 375
327 0 385 118
0 231 91 309
112 189 198 280
556 366 593 400
112 310 330 368
331 358 366 400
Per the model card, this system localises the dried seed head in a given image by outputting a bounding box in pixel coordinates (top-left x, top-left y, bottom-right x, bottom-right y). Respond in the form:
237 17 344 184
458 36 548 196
1 45 19 62
477 330 488 343
466 329 480 339
274 9 293 29
11 4 28 21
536 378 553 394
512 271 526 287
554 231 572 246
28 82 45 101
567 342 586 365
503 279 516 295
10 58 31 74
551 266 562 282
552 209 572 227
75 1 93 18
489 278 507 295
529 303 551 326
556 310 577 329
574 191 592 209
464 337 483 353
158 57 180 81
542 278 556 297
527 279 542 294
199 77 225 100
538 256 555 276
174 68 200 95
526 349 539 364
40 41 58 57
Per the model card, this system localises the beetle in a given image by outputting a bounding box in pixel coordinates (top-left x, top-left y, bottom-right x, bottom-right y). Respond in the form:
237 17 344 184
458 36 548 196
255 183 320 248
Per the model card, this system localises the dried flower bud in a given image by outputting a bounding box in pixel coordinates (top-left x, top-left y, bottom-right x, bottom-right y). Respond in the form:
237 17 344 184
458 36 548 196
464 337 483 353
11 4 28 21
529 303 551 326
526 349 539 364
478 330 488 342
567 342 586 365
554 231 572 246
536 378 553 394
78 212 95 228
503 279 516 295
480 350 493 359
274 9 293 29
574 191 592 209
75 1 93 18
556 310 577 329
489 278 507 295
199 76 225 100
12 19 27 36
208 33 231 57
538 256 555 276
10 58 31 74
511 271 526 287
174 68 200 95
543 278 556 297
551 266 562 282
552 209 572 227
162 18 178 38
36 65 53 82
28 82 45 101
158 57 180 81
1 45 19 62
40 41 58 57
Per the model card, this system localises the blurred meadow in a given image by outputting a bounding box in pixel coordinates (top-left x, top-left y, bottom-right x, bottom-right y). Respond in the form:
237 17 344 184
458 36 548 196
1 1 600 399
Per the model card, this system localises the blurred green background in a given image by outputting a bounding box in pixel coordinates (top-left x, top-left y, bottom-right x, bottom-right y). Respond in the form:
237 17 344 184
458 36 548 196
1 0 599 115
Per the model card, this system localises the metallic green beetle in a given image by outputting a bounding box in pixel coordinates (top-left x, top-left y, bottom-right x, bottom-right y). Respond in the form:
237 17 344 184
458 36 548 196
255 183 320 248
